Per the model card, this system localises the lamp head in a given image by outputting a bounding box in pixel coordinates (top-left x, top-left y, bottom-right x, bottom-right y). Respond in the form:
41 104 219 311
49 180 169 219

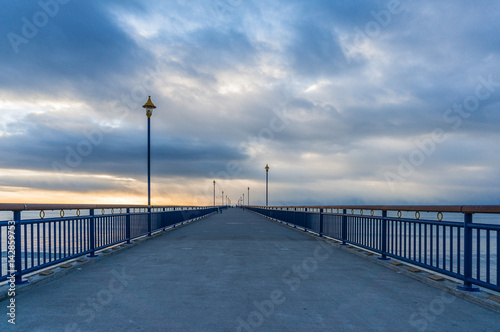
142 96 157 118
265 164 270 172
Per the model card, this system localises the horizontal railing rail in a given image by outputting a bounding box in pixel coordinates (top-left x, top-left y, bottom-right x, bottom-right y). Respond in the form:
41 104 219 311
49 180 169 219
247 205 500 293
246 205 500 214
1 204 225 284
0 203 216 211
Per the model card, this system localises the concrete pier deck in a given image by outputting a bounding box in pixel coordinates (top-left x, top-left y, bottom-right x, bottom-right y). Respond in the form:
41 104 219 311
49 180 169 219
1 208 498 331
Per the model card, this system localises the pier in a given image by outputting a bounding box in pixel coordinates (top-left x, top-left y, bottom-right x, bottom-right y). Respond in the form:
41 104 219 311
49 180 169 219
0 207 498 331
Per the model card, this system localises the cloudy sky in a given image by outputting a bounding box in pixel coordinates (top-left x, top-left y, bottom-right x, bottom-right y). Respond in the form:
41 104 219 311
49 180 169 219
0 0 499 206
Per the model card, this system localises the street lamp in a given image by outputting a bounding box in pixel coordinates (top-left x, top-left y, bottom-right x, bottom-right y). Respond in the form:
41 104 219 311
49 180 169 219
243 193 244 206
142 96 156 205
248 187 250 205
213 180 216 207
265 164 270 206
222 190 224 205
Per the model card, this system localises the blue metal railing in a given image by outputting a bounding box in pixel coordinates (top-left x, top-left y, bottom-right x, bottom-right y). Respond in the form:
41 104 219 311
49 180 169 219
247 205 500 293
0 204 220 283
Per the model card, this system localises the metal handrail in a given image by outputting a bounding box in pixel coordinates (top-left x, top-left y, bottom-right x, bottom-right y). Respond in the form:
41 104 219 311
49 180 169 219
0 203 220 211
246 205 500 214
1 205 221 285
247 205 500 294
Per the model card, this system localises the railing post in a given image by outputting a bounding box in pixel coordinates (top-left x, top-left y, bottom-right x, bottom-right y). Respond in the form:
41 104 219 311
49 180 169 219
378 210 390 260
162 207 167 231
457 213 480 292
14 210 28 284
148 207 152 236
87 209 98 257
341 209 347 245
318 208 324 237
304 208 308 232
126 208 131 244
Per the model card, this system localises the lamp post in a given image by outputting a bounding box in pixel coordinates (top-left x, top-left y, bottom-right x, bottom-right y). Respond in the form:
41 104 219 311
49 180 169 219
243 193 244 206
142 96 156 206
213 180 216 207
265 164 270 206
248 187 250 205
222 190 224 205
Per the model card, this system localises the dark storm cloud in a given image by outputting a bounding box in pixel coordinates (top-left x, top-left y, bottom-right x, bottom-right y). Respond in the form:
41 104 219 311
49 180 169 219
0 0 152 98
0 111 247 179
